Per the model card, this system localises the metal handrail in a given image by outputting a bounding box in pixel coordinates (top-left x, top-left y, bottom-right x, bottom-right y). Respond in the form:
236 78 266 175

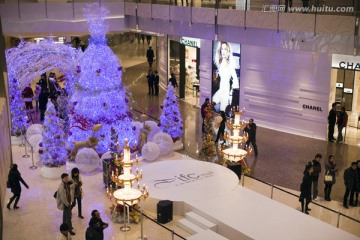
243 173 360 225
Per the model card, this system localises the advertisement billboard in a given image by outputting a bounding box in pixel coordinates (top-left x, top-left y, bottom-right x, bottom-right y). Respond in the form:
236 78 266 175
212 41 241 115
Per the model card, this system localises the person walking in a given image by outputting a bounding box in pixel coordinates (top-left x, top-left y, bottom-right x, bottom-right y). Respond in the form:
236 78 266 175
299 164 313 214
86 217 102 240
336 106 348 143
39 88 48 121
154 71 159 96
328 103 337 142
57 173 76 235
244 118 258 157
343 162 357 209
146 46 154 68
169 73 178 88
34 84 41 111
147 70 154 95
57 223 72 240
324 155 338 201
6 164 29 210
201 98 210 133
91 210 109 240
215 111 227 145
308 153 322 201
71 168 84 219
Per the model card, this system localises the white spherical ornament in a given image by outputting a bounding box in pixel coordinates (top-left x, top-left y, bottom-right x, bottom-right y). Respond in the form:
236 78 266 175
28 134 43 151
141 142 160 161
132 121 142 139
152 132 174 156
145 121 160 141
75 148 100 172
101 151 113 161
26 124 44 139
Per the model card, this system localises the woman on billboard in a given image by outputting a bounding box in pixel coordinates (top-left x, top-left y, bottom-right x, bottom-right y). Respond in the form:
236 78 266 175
213 41 239 112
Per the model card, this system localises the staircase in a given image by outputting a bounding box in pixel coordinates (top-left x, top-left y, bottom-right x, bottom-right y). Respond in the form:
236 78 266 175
177 211 228 239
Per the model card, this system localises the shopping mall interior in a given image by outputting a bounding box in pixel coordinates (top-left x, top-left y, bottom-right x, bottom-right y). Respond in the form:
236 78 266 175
0 0 360 239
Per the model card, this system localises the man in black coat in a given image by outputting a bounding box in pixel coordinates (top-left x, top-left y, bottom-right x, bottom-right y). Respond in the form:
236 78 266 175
91 210 108 240
300 164 313 214
328 103 337 142
86 217 102 240
244 118 258 157
308 153 322 201
7 164 29 210
343 162 358 208
146 46 154 68
147 70 154 95
39 88 48 121
154 71 159 96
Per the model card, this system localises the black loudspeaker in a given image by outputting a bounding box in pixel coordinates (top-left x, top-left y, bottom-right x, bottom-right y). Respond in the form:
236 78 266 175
157 200 173 224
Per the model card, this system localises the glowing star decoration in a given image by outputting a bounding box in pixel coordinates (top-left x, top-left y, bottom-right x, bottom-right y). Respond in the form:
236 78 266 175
7 78 28 136
68 4 135 154
158 84 183 141
40 102 67 167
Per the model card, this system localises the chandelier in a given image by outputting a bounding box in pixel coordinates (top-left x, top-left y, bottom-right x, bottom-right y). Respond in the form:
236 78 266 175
219 107 252 163
107 139 149 230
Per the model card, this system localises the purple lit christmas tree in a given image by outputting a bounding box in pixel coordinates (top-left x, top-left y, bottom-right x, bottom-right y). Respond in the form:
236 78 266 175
40 102 67 167
68 4 135 153
8 78 28 136
159 84 183 141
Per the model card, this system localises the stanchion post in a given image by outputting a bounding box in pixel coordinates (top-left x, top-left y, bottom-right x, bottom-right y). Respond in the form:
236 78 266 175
172 230 174 240
242 171 245 186
120 203 130 232
19 132 25 147
336 211 341 228
22 136 30 158
29 146 37 170
271 183 274 199
140 210 144 239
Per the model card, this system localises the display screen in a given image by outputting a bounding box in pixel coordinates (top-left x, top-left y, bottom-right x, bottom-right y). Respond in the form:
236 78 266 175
212 41 241 115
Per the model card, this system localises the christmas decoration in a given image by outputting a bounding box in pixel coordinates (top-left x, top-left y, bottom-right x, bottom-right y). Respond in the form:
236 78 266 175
141 142 160 161
152 132 174 156
68 4 135 153
26 124 44 140
75 147 100 172
28 134 42 151
8 78 28 136
159 84 183 141
200 104 217 159
40 102 67 167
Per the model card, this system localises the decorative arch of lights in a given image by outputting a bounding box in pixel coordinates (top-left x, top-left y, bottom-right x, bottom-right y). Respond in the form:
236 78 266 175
6 39 81 91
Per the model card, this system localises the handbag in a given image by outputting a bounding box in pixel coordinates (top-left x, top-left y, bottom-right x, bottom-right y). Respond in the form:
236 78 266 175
324 171 333 183
6 181 11 188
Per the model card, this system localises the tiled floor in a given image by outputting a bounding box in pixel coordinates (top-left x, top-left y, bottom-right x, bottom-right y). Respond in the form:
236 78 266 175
3 36 360 239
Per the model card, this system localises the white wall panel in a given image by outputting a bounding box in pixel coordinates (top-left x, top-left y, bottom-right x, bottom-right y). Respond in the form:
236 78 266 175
240 45 331 140
199 39 212 107
138 3 152 19
152 5 169 21
157 36 168 90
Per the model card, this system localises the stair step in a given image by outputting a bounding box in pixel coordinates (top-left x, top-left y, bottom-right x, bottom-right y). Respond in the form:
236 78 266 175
186 229 229 240
185 211 217 231
177 218 205 235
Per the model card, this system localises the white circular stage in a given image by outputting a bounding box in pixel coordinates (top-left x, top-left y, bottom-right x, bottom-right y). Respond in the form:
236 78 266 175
141 159 239 202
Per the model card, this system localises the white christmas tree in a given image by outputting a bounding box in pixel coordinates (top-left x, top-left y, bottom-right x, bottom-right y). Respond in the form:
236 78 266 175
159 84 183 141
40 102 67 167
68 4 135 154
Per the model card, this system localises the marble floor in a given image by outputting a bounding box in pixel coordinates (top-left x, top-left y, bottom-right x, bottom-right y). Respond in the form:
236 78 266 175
3 36 360 239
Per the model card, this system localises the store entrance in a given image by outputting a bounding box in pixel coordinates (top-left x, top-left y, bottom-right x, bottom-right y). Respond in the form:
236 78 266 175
169 38 200 106
330 56 360 146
